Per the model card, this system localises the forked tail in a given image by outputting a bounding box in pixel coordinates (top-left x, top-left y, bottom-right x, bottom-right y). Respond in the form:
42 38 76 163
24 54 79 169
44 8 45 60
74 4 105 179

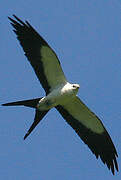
2 97 50 139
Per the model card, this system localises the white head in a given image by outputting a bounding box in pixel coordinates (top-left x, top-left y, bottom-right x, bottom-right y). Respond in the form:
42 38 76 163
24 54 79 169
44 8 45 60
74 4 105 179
72 83 80 93
61 82 80 97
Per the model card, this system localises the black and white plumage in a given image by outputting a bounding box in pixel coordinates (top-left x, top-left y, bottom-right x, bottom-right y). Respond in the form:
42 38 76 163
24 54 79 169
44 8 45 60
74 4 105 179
2 15 118 175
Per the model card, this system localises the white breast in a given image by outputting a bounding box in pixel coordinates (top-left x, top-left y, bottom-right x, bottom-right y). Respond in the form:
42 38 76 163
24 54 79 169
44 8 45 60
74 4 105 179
37 82 77 110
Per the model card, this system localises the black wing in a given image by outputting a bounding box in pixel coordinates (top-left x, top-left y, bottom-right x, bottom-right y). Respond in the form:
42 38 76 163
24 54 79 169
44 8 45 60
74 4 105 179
8 15 67 94
56 97 118 174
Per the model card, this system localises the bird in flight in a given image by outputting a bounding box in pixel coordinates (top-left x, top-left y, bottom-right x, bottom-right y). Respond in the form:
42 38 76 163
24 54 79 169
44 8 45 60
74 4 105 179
2 15 118 175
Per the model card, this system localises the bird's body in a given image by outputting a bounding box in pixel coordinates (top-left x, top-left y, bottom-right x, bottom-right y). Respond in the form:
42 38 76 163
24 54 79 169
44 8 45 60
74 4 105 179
2 15 118 175
37 83 80 110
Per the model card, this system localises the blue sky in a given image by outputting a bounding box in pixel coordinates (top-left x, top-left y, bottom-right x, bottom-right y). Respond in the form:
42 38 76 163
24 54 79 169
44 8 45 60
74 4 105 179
0 0 121 179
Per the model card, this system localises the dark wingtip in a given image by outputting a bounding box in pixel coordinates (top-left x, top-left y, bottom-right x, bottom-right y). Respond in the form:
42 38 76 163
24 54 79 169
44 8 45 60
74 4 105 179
8 16 11 20
8 14 26 26
114 156 119 173
8 15 16 20
8 15 16 23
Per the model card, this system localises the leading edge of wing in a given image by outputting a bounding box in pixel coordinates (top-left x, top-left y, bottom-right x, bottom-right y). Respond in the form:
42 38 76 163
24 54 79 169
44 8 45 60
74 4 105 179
8 15 67 94
56 97 118 175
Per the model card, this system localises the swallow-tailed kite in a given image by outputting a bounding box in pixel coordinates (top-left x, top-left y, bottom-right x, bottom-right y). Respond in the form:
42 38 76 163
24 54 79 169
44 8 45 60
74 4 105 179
2 15 118 174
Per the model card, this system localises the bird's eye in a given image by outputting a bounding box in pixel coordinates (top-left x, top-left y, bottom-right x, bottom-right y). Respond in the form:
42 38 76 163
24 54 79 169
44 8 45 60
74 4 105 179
73 85 76 88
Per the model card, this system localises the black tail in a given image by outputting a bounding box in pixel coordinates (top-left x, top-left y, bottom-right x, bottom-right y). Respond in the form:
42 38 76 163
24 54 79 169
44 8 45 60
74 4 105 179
2 98 41 108
24 109 49 140
2 97 49 139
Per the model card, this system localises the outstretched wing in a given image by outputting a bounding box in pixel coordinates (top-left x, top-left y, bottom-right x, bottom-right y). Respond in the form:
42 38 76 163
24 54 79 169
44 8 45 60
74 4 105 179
56 96 118 175
8 15 67 94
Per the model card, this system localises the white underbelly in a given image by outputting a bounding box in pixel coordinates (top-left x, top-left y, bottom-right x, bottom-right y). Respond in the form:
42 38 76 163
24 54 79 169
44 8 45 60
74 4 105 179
37 82 77 111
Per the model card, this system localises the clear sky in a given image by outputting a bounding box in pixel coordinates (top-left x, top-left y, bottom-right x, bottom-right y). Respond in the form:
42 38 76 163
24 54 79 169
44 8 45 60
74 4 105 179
0 1 121 179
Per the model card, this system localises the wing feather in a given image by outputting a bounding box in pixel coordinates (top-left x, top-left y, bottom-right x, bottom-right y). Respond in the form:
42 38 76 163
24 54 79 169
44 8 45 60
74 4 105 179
56 96 118 174
8 15 67 94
